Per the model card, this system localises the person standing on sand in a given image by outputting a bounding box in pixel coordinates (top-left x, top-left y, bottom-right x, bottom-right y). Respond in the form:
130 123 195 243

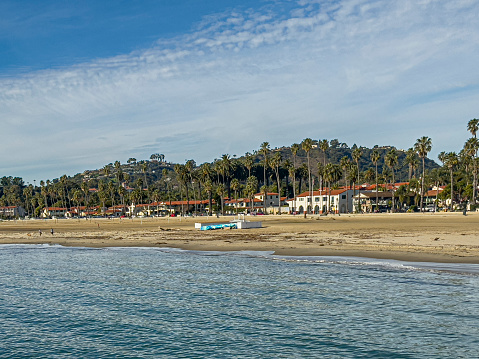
51 228 54 235
39 230 42 236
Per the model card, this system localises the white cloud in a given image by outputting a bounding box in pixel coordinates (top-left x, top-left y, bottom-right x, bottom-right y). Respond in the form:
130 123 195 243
1 0 479 181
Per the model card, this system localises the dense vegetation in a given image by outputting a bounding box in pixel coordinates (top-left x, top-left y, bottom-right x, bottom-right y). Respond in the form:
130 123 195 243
1 118 478 217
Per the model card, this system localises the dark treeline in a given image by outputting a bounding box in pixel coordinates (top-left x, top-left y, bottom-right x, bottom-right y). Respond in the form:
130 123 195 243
1 118 478 217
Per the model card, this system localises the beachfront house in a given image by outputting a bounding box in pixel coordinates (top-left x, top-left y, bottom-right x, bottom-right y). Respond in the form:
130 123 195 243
42 207 68 218
292 189 354 214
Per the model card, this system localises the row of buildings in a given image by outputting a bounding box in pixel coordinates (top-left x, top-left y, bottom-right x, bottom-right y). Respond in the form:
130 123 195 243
0 183 451 219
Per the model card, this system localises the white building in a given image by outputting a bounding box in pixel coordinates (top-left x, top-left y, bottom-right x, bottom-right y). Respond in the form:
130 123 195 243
290 189 354 214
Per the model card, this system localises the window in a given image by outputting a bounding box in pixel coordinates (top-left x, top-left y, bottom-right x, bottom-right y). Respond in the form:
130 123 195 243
315 197 320 202
323 197 327 201
342 195 346 200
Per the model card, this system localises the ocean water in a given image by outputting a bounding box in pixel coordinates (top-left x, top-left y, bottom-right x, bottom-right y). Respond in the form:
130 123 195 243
1 245 478 358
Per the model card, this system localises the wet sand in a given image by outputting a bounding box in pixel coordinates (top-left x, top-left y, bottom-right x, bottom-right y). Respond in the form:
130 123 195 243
1 212 479 263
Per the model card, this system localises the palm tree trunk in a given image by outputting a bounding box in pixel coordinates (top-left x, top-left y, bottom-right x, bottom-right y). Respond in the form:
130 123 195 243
375 164 378 213
391 171 395 211
450 169 454 211
420 158 425 212
307 153 312 214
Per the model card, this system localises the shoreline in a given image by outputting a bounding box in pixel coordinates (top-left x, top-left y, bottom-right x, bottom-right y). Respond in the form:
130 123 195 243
1 213 479 264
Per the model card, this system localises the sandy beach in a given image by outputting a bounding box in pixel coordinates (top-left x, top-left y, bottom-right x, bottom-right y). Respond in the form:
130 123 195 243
1 212 479 263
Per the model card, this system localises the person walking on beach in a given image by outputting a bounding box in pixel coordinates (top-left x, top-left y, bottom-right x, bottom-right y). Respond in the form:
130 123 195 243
39 230 42 236
51 228 54 235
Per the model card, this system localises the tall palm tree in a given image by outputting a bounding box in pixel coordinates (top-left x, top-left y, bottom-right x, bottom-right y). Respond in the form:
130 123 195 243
259 142 270 185
324 163 342 213
107 181 115 209
352 147 363 212
23 186 32 217
291 143 300 210
230 178 240 214
370 149 380 212
270 151 282 214
245 176 258 213
348 164 358 212
444 152 458 211
151 189 161 216
259 142 270 213
72 190 83 217
220 154 232 197
414 136 432 212
203 178 213 216
319 139 329 166
302 138 313 213
242 152 254 178
217 183 226 216
288 164 296 213
340 156 351 213
174 164 188 215
118 186 127 215
81 181 89 216
404 148 418 181
464 137 479 204
385 148 398 211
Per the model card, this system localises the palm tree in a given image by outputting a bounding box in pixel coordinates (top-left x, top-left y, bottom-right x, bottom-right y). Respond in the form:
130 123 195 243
203 178 213 216
291 143 300 209
23 186 32 217
364 168 375 211
404 148 418 181
242 152 254 178
340 156 351 212
348 164 358 212
385 148 398 211
72 190 83 217
40 180 48 209
370 149 380 212
302 138 313 213
230 178 240 214
324 163 342 213
151 189 161 216
245 176 258 213
259 142 270 184
319 139 329 166
270 151 282 214
118 185 127 215
107 181 115 209
198 163 212 214
81 181 89 215
352 147 363 212
414 136 432 212
185 160 196 212
174 164 186 214
216 183 226 216
288 165 296 213
444 152 458 211
259 142 270 213
464 137 479 204
220 154 232 197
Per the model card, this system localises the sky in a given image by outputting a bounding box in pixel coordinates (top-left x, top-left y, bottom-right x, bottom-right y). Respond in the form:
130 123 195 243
1 0 478 183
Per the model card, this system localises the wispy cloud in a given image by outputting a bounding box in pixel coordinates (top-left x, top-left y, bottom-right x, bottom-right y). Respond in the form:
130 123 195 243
1 0 478 181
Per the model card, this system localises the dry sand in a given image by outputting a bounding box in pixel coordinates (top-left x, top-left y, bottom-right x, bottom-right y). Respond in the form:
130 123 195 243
1 212 479 263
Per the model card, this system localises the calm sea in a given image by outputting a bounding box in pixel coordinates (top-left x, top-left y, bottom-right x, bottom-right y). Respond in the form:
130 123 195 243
1 245 478 358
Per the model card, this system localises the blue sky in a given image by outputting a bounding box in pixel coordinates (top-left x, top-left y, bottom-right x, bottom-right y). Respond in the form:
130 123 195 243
1 0 478 183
